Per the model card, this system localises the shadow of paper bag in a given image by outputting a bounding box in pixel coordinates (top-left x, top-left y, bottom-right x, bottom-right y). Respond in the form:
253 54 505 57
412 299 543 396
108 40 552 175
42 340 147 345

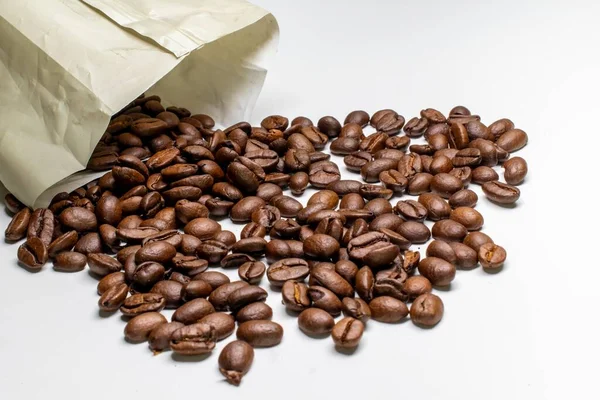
0 0 279 208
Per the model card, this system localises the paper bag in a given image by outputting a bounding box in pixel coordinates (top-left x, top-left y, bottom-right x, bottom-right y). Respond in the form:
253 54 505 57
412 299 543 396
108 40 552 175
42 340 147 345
0 0 279 208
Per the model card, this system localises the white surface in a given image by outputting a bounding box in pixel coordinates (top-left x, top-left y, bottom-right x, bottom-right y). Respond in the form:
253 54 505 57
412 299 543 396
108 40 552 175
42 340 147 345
1 1 599 399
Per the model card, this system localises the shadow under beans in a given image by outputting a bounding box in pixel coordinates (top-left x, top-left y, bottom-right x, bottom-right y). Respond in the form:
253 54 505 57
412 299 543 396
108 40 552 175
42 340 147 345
98 309 117 319
456 264 480 272
171 352 213 363
284 309 301 318
301 331 331 340
486 199 518 209
87 270 104 281
17 261 43 274
269 284 283 293
412 321 441 330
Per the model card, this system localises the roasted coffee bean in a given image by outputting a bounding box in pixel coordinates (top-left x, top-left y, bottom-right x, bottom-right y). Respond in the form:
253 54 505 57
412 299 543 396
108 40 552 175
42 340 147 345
289 172 309 195
131 262 166 290
410 293 444 327
344 152 371 172
449 189 478 208
453 148 482 167
148 321 184 353
74 232 103 254
447 242 478 269
450 207 484 231
482 181 520 204
426 240 457 264
255 183 284 202
17 237 48 269
297 308 336 336
341 297 371 324
478 243 507 269
420 108 446 123
403 276 432 300
281 281 311 312
87 253 122 277
368 213 403 233
265 240 304 262
170 272 191 285
397 221 431 244
261 115 289 131
463 231 494 253
308 161 341 188
448 123 470 149
170 322 217 355
407 172 434 195
270 195 302 218
310 266 354 298
430 173 463 198
172 298 215 325
355 266 375 302
428 155 453 174
119 292 166 316
307 286 343 316
235 302 273 323
181 280 213 301
151 280 183 309
359 184 393 200
339 123 365 141
317 116 342 138
226 157 265 193
332 317 364 348
208 281 250 311
488 118 514 139
199 312 236 341
374 110 404 135
471 166 499 184
468 139 498 167
299 126 328 149
347 232 399 270
270 219 301 239
27 208 54 246
5 193 26 214
124 312 167 343
193 271 230 291
379 228 411 250
183 217 221 240
303 234 340 259
220 253 254 269
404 117 428 137
394 200 427 221
240 222 267 239
334 260 359 285
432 219 468 242
369 296 409 323
402 250 421 274
496 129 528 152
230 237 267 257
339 193 365 210
135 242 176 264
5 207 31 241
418 257 456 286
53 251 87 272
97 271 126 295
228 285 268 312
266 258 310 287
503 157 528 185
218 340 254 386
237 320 284 347
379 169 408 193
359 132 388 154
230 197 266 223
344 110 370 127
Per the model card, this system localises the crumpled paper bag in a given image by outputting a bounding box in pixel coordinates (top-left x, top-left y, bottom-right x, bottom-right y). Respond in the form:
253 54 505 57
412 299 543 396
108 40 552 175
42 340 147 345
0 0 279 208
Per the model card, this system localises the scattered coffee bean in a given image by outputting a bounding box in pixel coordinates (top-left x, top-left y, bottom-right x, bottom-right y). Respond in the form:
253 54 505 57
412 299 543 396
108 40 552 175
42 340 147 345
331 317 364 348
219 340 255 386
410 293 444 327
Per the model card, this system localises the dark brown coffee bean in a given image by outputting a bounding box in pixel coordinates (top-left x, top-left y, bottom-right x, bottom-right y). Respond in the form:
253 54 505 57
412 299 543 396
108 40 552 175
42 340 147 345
463 231 494 253
170 322 216 355
450 207 484 231
229 197 265 223
397 153 422 178
194 271 230 290
430 173 463 198
181 280 213 301
420 108 446 123
265 239 304 262
281 281 311 312
355 266 374 302
17 237 48 269
58 207 98 233
332 317 364 348
86 253 121 276
471 166 499 184
303 234 340 259
330 137 359 155
182 217 221 240
496 129 528 152
289 172 309 195
339 193 365 210
478 243 507 269
27 208 54 246
397 221 431 244
308 161 341 188
97 271 126 295
53 251 87 272
317 116 342 138
170 272 191 285
410 293 444 327
404 117 428 137
488 118 514 139
299 126 328 150
310 265 354 298
368 213 403 232
468 139 498 167
482 181 520 204
334 260 359 285
403 276 432 300
266 258 310 287
297 308 335 336
426 240 457 264
418 257 456 286
447 242 478 269
172 298 215 325
373 110 405 135
198 312 235 341
407 172 434 195
236 320 284 347
97 282 127 312
135 241 176 264
453 148 482 167
345 110 370 127
230 237 267 257
5 193 26 214
240 222 267 240
208 281 249 311
343 151 371 172
359 184 393 200
369 296 409 323
151 280 184 309
118 292 166 316
448 123 470 149
220 254 254 270
449 189 478 208
503 157 528 185
261 115 289 131
341 297 371 324
235 302 273 323
148 321 184 353
5 207 31 241
73 232 103 254
394 200 427 221
359 132 388 154
307 286 343 316
218 340 254 386
432 219 468 242
228 286 268 312
124 312 167 343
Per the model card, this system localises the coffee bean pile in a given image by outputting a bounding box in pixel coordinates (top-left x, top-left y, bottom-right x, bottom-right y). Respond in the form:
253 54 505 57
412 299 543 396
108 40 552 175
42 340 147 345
3 95 528 385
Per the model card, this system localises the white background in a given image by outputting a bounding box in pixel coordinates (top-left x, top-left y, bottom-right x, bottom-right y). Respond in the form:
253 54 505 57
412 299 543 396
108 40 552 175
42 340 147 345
1 1 599 399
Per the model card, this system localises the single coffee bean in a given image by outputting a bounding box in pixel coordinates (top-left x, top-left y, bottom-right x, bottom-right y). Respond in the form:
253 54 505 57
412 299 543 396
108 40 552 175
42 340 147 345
426 240 458 265
262 115 289 131
341 297 371 324
5 207 31 241
120 293 166 316
496 129 528 152
344 152 371 171
282 281 311 312
303 234 340 259
348 231 399 268
226 157 265 193
265 240 304 262
448 189 478 208
148 321 184 353
218 340 255 386
421 108 446 123
429 155 454 174
236 320 284 347
194 271 230 290
355 266 374 302
297 308 335 336
345 110 370 127
27 208 54 246
331 317 364 348
404 117 428 137
98 283 129 312
447 242 479 269
5 193 26 214
482 181 520 204
379 169 408 193
240 222 267 239
478 243 507 269
453 148 482 167
471 166 499 184
135 241 176 264
228 286 268 312
432 219 468 242
418 257 456 286
230 197 266 223
394 200 428 221
335 260 359 285
289 172 309 195
170 322 217 355
199 312 236 341
410 293 444 327
407 172 434 195
208 281 249 311
330 137 359 155
369 296 409 323
463 231 494 252
97 271 126 294
488 118 514 139
87 253 122 276
450 207 484 231
53 251 87 272
307 286 343 316
308 161 341 188
403 276 432 300
237 261 266 284
183 217 221 240
430 173 463 198
397 221 431 244
124 312 167 343
235 302 273 323
172 298 215 325
151 280 184 309
181 279 213 301
361 158 398 182
503 157 528 185
448 123 470 149
468 139 499 167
